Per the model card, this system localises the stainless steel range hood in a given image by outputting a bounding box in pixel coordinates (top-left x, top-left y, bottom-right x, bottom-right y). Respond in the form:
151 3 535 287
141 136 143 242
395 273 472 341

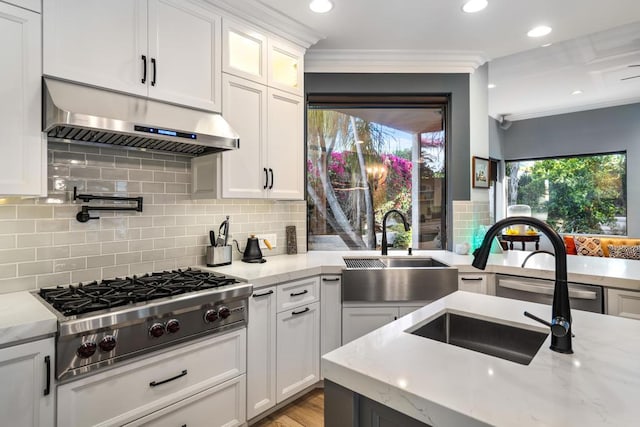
43 78 239 156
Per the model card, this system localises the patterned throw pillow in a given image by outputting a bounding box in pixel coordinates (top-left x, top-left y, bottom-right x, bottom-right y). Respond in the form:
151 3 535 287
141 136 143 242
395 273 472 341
574 236 604 257
563 236 577 255
608 245 640 260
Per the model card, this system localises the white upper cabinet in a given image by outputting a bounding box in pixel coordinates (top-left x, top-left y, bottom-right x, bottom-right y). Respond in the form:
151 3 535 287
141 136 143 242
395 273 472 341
266 88 304 199
223 18 304 95
0 1 45 196
43 0 222 112
222 19 268 85
268 38 304 96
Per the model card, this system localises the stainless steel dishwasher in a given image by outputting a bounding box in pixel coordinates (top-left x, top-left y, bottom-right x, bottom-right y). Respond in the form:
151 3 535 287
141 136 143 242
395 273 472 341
495 274 604 313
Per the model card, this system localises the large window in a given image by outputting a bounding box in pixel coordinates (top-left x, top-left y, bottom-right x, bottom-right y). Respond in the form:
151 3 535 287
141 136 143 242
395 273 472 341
506 152 627 235
306 97 447 251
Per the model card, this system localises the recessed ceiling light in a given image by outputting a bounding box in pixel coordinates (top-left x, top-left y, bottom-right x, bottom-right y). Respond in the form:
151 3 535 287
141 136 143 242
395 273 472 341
571 90 583 95
527 25 552 38
487 83 496 89
309 0 333 13
541 43 553 47
462 0 488 13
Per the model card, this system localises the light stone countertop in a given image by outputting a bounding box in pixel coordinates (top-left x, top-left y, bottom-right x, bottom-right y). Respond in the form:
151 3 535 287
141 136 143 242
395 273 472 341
322 291 640 426
198 249 640 291
0 291 57 347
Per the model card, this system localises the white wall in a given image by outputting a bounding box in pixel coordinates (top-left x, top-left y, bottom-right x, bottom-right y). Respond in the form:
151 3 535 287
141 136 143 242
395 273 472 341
469 63 489 203
500 103 640 236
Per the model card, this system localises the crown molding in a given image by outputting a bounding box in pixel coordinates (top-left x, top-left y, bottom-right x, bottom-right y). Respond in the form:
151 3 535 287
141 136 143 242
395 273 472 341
497 96 640 122
205 0 324 48
305 49 487 73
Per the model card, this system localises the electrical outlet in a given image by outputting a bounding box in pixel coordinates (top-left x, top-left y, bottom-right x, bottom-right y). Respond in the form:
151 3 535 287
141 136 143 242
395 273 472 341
256 233 277 250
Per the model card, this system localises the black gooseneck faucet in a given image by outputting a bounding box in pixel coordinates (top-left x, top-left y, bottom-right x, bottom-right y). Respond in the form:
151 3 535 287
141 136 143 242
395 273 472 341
472 216 573 354
381 209 410 256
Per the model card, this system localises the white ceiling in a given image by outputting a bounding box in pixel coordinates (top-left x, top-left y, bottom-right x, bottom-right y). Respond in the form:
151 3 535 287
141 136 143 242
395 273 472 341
248 0 640 120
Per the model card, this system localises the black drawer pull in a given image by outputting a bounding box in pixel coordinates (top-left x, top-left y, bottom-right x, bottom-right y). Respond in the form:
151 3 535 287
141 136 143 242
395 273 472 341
461 277 483 281
44 355 51 396
149 369 187 387
263 168 268 189
253 290 274 298
151 57 157 86
292 307 310 316
322 277 340 282
268 168 274 189
290 289 308 297
141 55 147 84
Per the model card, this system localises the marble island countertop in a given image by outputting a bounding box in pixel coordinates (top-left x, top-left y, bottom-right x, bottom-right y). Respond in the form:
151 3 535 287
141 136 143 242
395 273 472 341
322 291 640 426
199 249 640 291
0 291 57 347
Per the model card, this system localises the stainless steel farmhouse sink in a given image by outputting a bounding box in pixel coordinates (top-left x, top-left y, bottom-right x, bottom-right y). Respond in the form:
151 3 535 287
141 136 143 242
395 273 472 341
408 312 549 365
342 257 458 302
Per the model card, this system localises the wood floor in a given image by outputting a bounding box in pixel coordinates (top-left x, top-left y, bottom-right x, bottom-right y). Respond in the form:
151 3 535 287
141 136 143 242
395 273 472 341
252 389 324 427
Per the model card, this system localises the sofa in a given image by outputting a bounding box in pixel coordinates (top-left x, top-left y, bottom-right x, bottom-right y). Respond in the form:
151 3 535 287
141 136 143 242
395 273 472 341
564 235 640 260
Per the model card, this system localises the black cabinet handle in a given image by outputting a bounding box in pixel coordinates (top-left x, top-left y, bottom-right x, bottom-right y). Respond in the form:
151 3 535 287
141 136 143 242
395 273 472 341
263 168 268 189
149 369 187 387
43 355 51 396
151 57 157 86
141 55 147 84
322 277 340 282
253 290 274 298
268 168 274 189
290 289 308 297
461 277 483 281
292 307 310 316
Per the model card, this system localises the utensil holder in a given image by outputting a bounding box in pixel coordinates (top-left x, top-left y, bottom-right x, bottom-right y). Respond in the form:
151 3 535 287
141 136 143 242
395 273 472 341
206 245 232 267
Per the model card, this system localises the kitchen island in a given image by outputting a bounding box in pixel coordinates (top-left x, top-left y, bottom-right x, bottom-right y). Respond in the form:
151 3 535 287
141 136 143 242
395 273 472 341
322 291 640 426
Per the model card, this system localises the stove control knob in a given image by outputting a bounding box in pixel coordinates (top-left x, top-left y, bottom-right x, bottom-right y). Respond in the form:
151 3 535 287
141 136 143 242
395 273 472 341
99 335 117 352
166 319 180 334
204 309 218 323
77 342 97 358
149 322 165 338
218 306 231 320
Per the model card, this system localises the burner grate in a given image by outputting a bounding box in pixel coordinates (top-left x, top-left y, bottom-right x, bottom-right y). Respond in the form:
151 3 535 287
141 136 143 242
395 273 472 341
39 268 240 316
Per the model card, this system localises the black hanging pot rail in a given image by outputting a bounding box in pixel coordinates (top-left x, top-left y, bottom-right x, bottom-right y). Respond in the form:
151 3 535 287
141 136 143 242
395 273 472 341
73 187 143 223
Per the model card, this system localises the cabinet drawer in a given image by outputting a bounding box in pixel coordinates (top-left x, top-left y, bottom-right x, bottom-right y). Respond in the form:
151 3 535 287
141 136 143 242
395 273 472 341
57 329 246 427
458 274 488 294
124 375 246 427
276 276 320 312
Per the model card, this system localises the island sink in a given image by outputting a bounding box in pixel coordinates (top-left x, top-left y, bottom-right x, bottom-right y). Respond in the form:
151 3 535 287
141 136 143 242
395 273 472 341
409 312 549 365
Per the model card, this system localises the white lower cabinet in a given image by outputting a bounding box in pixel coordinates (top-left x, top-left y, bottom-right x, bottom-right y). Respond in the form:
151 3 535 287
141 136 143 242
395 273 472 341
247 277 322 420
124 375 246 427
246 286 277 419
458 273 491 294
57 329 246 427
320 275 342 357
0 337 54 427
342 304 425 344
276 301 320 402
607 288 640 320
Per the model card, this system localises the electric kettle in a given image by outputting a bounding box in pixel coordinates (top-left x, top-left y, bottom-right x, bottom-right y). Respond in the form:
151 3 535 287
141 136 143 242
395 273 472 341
241 235 272 263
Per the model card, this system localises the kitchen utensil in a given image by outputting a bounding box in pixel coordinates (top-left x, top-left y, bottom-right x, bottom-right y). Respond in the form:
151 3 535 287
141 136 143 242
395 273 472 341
217 216 229 247
242 235 265 263
209 230 217 247
224 217 230 246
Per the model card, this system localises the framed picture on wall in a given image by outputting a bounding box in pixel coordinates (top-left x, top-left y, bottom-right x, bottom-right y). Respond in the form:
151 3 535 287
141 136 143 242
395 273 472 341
472 156 490 188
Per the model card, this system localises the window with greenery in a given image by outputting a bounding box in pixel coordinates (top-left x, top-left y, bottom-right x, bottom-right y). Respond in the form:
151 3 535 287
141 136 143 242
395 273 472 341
307 100 446 251
506 152 627 235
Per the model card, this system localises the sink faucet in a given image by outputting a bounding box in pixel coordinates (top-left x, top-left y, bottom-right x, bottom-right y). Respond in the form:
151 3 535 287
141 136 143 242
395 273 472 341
472 216 572 354
381 209 410 256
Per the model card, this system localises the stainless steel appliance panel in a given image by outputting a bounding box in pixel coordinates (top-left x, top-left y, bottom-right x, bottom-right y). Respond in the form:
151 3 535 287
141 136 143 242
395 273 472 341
495 274 603 313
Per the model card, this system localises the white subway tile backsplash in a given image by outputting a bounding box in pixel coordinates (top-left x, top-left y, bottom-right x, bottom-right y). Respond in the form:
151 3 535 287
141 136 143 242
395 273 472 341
19 261 54 276
37 246 70 261
0 145 307 293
